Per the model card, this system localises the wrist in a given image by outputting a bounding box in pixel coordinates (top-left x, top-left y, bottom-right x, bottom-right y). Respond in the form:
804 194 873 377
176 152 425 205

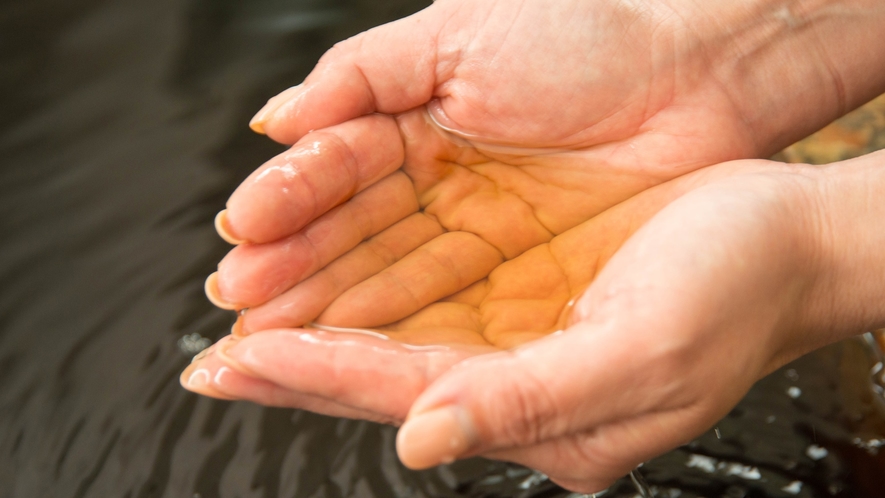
673 0 885 155
806 149 885 343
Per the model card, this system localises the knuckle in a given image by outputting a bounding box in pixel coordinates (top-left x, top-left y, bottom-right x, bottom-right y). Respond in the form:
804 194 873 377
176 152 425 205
314 132 358 173
321 38 356 63
365 238 398 267
479 367 560 447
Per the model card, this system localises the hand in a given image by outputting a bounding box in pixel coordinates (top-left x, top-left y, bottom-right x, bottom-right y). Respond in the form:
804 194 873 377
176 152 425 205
184 152 885 492
204 0 885 331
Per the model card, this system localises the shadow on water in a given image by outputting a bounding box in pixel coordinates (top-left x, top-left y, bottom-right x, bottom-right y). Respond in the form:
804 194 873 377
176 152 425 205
1 0 884 497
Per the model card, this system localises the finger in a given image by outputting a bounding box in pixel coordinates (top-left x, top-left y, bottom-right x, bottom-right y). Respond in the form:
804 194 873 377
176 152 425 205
436 266 564 349
219 329 484 418
378 301 491 347
251 8 445 143
394 108 558 259
439 280 490 306
394 326 681 470
181 342 398 423
317 231 505 328
382 302 483 335
178 338 239 400
241 212 444 332
224 114 404 244
214 172 418 307
375 298 550 350
419 164 556 259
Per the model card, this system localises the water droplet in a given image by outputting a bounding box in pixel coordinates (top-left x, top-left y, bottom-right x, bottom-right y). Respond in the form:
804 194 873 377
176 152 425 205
724 463 761 480
782 481 803 495
516 470 547 490
686 454 717 473
177 333 211 355
628 469 653 498
852 437 884 454
806 444 828 460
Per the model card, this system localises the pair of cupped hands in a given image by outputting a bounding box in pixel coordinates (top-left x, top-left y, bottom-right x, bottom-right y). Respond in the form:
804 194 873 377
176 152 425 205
181 0 885 492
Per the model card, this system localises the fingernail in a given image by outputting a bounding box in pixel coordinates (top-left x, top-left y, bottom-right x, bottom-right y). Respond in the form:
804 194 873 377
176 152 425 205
215 337 257 377
215 210 247 245
181 342 240 400
179 361 235 400
249 85 303 134
396 406 476 469
181 361 210 389
231 316 247 337
205 272 238 310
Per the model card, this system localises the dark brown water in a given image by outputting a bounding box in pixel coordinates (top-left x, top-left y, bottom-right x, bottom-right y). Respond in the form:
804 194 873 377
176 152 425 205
2 1 885 497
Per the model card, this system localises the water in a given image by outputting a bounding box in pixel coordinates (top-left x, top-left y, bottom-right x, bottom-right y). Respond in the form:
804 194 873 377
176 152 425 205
2 0 885 496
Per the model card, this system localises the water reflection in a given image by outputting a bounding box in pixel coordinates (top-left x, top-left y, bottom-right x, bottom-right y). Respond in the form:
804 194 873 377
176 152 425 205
1 0 884 496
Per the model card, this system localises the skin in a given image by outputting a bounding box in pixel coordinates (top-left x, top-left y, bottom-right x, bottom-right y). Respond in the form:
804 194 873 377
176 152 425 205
184 0 885 492
208 0 885 329
186 152 885 492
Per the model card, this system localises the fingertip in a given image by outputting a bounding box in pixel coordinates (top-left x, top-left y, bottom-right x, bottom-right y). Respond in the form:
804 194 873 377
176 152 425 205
249 122 266 135
205 272 239 310
231 314 249 337
396 406 476 469
238 311 264 337
215 210 248 245
249 84 304 137
249 105 274 136
179 361 207 390
180 357 237 400
261 21 440 142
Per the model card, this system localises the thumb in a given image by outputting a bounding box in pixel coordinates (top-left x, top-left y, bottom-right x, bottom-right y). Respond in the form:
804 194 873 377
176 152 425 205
394 324 684 469
251 6 446 144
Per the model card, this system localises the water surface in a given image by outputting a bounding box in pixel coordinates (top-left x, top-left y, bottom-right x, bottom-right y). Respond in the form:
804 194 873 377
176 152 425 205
2 1 885 496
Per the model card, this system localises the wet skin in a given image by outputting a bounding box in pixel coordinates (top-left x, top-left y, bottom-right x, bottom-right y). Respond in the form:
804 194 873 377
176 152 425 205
203 0 766 331
184 0 885 492
208 108 727 339
204 0 884 336
184 151 885 491
187 158 775 418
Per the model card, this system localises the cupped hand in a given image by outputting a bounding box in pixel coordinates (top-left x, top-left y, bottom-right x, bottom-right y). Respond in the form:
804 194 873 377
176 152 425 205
204 0 784 329
185 157 844 492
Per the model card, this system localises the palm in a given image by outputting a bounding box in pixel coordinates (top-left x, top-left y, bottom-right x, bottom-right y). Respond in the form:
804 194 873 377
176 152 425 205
374 239 581 351
189 160 770 427
356 153 702 351
189 163 688 418
214 106 681 332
